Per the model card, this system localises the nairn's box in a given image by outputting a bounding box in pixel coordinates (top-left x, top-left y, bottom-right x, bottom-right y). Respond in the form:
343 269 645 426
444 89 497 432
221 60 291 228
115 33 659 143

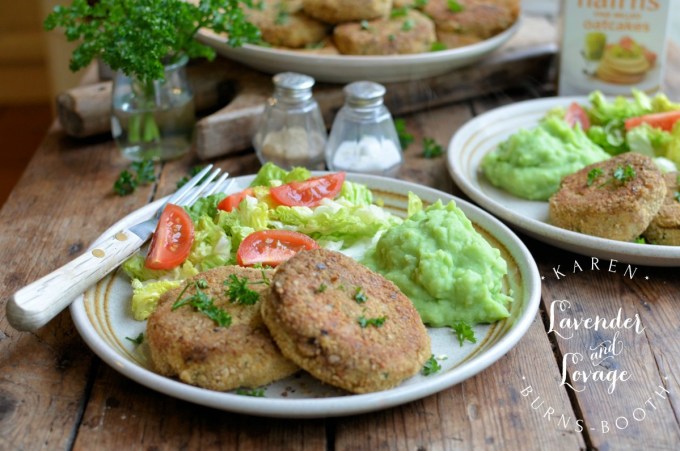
558 0 672 96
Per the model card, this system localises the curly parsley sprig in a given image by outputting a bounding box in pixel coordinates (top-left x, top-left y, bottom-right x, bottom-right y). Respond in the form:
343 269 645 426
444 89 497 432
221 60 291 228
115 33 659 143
44 0 260 87
173 279 232 327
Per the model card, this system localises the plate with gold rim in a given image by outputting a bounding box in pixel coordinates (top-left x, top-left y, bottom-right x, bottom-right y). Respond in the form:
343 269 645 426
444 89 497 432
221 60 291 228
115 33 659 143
446 96 680 267
70 173 540 418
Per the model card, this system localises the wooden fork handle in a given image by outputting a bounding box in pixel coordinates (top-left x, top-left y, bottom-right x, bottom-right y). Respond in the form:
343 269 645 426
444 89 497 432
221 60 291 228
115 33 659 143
6 229 145 332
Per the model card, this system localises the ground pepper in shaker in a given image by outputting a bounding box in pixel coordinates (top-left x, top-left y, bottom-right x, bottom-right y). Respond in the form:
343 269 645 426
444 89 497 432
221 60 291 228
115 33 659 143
253 72 327 170
325 81 403 177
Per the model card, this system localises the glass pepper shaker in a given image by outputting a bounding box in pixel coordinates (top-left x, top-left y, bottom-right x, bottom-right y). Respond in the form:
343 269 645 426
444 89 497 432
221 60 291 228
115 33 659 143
253 72 327 170
325 81 403 177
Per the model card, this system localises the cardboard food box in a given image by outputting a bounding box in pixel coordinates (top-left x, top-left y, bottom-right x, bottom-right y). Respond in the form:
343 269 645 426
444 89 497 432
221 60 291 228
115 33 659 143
558 0 672 96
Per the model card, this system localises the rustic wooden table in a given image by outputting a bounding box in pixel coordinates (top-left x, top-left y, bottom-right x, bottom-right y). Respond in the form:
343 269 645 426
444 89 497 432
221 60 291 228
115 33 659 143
1 78 680 449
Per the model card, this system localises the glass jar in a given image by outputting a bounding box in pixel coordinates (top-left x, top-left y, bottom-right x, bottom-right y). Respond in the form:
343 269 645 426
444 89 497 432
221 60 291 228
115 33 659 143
253 72 327 170
111 55 195 161
325 81 402 177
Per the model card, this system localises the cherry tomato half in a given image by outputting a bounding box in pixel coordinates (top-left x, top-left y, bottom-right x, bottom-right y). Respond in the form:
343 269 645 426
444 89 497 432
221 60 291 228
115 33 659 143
564 102 590 130
217 188 254 212
145 203 195 270
236 230 318 267
624 110 680 132
270 172 346 207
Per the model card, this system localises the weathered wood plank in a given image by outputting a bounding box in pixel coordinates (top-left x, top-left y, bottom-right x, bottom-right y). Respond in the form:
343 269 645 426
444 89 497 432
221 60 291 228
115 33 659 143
334 314 585 451
73 364 327 451
0 126 152 449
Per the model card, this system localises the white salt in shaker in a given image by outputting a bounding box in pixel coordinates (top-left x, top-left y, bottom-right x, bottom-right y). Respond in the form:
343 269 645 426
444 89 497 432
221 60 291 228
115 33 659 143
253 72 327 169
325 81 403 177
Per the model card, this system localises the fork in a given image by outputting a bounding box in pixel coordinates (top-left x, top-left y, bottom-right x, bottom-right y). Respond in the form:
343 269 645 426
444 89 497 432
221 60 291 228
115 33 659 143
6 165 232 332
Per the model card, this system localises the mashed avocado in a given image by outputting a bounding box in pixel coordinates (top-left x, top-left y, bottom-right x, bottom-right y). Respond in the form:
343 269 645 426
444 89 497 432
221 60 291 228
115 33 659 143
363 199 512 326
481 116 610 200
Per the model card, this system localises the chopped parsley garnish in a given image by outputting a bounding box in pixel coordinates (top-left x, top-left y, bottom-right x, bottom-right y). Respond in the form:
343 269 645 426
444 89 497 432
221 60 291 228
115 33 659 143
390 7 410 18
598 164 637 188
586 167 604 186
113 159 157 196
422 137 444 158
235 387 265 397
360 20 372 31
613 164 636 183
421 355 441 376
395 118 414 150
415 0 429 6
317 283 328 293
634 236 646 244
447 0 464 12
173 279 232 327
358 315 386 328
430 41 447 51
452 321 476 346
401 18 415 31
125 333 144 345
275 10 289 25
353 287 367 303
225 274 260 305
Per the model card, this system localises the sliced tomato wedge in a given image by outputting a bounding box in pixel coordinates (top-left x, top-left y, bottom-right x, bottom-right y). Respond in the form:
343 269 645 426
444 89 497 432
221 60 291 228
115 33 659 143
624 110 680 132
270 172 346 207
564 102 590 130
145 203 195 270
236 230 318 267
217 188 254 212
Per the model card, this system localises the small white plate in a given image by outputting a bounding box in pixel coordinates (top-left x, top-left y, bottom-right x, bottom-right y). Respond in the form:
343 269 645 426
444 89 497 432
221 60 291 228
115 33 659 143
196 20 520 83
447 96 680 267
70 174 540 418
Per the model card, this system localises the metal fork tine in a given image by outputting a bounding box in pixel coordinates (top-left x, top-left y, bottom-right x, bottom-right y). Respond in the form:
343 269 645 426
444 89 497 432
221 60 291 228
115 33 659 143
179 168 222 206
203 173 230 197
166 164 213 206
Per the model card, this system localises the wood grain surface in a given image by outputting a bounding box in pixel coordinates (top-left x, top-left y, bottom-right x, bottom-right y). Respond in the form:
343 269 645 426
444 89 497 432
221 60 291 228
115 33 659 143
2 82 679 451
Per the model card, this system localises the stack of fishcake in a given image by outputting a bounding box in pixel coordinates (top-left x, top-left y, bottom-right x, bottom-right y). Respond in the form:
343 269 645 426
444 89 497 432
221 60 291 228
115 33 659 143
548 153 678 243
241 0 519 55
146 249 431 394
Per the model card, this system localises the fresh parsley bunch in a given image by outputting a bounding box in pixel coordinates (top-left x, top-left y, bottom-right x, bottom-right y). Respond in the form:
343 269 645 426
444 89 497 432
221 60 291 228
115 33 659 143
44 0 260 86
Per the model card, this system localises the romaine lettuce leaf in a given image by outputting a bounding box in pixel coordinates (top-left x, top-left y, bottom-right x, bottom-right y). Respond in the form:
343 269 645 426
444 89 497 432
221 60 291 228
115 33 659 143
337 180 373 206
249 162 311 187
122 253 199 282
188 216 232 269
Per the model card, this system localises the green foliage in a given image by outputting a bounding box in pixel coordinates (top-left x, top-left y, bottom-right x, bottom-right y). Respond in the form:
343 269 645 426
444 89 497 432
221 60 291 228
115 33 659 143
452 321 476 346
421 355 441 376
44 0 260 86
422 137 444 158
113 159 157 196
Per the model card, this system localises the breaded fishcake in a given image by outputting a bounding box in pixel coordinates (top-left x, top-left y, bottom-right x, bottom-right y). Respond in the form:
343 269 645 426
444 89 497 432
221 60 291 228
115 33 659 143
246 1 328 48
549 153 665 242
147 266 298 391
643 172 680 245
424 0 518 41
261 249 431 394
333 9 436 55
303 0 391 24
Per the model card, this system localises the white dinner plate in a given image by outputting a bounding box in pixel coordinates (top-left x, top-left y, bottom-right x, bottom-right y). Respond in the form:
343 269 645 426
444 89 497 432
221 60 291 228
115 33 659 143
195 20 520 83
70 173 540 418
447 96 680 267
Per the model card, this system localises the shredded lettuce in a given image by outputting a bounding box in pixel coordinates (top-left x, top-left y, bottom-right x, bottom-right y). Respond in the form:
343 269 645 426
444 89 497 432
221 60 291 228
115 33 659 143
122 253 199 282
185 193 226 222
249 162 311 187
188 216 232 269
130 278 182 320
337 180 373 206
407 191 423 218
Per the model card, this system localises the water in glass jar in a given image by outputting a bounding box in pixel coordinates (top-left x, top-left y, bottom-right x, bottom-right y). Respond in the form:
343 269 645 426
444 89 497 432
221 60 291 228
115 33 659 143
111 92 195 162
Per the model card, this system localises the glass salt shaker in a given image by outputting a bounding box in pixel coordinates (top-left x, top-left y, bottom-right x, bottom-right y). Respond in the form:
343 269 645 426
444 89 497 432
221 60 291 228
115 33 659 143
325 81 403 177
253 72 327 170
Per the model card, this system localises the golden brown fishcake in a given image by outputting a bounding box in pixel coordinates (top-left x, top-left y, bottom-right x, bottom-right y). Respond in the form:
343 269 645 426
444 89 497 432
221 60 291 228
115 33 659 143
146 266 298 391
643 172 680 245
333 9 436 55
302 0 391 24
424 0 518 39
261 249 431 394
246 1 329 48
549 153 665 242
